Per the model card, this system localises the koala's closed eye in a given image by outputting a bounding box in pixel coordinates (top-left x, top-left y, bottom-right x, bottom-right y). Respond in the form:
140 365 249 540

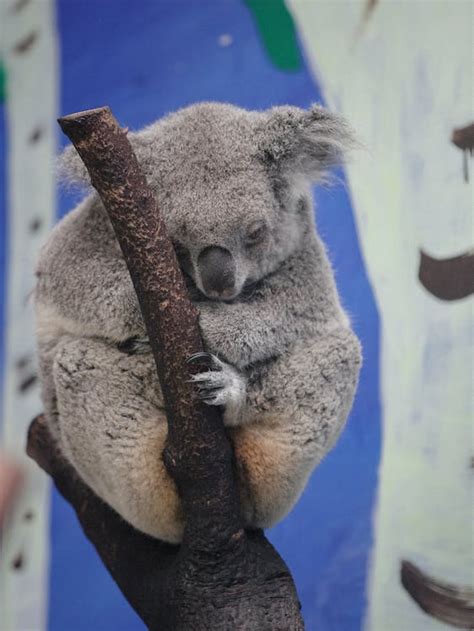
245 221 267 246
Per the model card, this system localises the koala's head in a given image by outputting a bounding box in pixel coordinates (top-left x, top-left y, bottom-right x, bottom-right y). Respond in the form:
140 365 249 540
60 102 353 301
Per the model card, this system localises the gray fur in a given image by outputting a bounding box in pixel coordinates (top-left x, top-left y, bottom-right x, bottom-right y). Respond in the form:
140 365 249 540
35 102 361 543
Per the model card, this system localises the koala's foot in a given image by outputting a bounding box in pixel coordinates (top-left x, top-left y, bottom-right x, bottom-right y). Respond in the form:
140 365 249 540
117 336 151 355
187 352 247 427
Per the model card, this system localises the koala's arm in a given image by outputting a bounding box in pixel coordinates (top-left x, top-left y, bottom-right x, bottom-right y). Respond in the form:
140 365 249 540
35 197 145 344
199 236 348 368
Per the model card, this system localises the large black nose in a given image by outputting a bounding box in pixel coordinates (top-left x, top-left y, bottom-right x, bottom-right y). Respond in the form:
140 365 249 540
197 246 236 297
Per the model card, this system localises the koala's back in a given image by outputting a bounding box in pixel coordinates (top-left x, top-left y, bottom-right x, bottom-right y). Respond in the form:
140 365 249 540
35 193 145 354
35 195 138 436
37 196 123 327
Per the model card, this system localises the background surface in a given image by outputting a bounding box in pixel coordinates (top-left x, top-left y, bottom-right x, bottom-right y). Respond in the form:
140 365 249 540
0 1 472 630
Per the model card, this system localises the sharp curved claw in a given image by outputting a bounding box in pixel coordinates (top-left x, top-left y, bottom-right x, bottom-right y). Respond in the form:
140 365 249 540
201 395 223 406
199 393 218 402
196 384 222 394
117 336 150 355
186 352 221 369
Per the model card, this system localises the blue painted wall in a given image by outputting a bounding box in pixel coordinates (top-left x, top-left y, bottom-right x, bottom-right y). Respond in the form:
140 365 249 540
1 1 381 628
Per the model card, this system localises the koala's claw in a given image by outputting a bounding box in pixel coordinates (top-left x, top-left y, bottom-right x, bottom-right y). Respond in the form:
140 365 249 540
186 351 221 369
188 354 247 425
117 336 151 355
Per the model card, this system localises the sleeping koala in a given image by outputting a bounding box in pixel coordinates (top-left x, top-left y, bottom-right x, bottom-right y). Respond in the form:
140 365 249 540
35 102 362 543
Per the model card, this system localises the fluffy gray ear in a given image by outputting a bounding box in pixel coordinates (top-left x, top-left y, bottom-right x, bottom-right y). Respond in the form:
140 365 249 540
56 129 154 188
56 143 91 187
258 104 355 183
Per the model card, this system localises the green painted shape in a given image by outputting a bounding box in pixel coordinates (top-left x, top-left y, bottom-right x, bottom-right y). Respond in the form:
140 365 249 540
244 0 302 72
0 62 6 103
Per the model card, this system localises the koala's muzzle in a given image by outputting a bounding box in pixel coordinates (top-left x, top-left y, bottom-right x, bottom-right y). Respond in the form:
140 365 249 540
197 246 236 299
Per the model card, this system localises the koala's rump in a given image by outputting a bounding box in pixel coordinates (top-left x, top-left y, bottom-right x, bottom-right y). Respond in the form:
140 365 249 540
47 335 185 543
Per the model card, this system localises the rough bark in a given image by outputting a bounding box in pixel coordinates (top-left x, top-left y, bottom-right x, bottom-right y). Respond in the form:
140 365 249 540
27 106 304 630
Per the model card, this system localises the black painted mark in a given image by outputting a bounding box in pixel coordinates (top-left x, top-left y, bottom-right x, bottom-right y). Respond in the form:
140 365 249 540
11 553 24 570
19 373 38 394
401 560 474 628
354 0 379 43
15 355 30 370
11 0 31 12
12 31 37 55
418 249 474 301
452 123 474 151
363 0 378 23
452 123 474 183
28 127 43 144
23 510 34 521
29 217 42 233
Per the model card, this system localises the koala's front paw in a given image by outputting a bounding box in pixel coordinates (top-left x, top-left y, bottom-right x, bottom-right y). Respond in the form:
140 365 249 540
187 352 247 426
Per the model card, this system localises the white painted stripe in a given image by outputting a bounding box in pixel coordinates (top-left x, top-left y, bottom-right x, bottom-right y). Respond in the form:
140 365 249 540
0 1 58 629
288 1 473 629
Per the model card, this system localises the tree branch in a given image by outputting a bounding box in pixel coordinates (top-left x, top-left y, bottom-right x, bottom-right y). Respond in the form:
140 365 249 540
57 106 240 549
26 106 304 629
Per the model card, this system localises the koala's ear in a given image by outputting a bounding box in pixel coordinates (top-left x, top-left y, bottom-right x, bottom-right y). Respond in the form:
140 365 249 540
257 105 355 183
56 130 152 188
56 143 90 187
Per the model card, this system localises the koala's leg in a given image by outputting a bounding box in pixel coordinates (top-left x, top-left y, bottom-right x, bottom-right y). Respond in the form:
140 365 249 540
52 336 184 543
229 327 362 530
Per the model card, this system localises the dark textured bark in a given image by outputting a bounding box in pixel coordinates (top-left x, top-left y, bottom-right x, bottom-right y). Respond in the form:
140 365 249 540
26 106 304 630
57 106 240 548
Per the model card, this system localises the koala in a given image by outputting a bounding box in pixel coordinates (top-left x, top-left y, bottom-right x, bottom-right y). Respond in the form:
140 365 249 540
35 102 362 544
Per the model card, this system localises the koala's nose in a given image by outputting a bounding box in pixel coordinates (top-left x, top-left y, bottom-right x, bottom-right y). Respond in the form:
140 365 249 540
197 246 236 298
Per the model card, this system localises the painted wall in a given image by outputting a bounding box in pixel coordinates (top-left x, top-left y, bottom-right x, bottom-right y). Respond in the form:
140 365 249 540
288 1 473 628
0 1 471 630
